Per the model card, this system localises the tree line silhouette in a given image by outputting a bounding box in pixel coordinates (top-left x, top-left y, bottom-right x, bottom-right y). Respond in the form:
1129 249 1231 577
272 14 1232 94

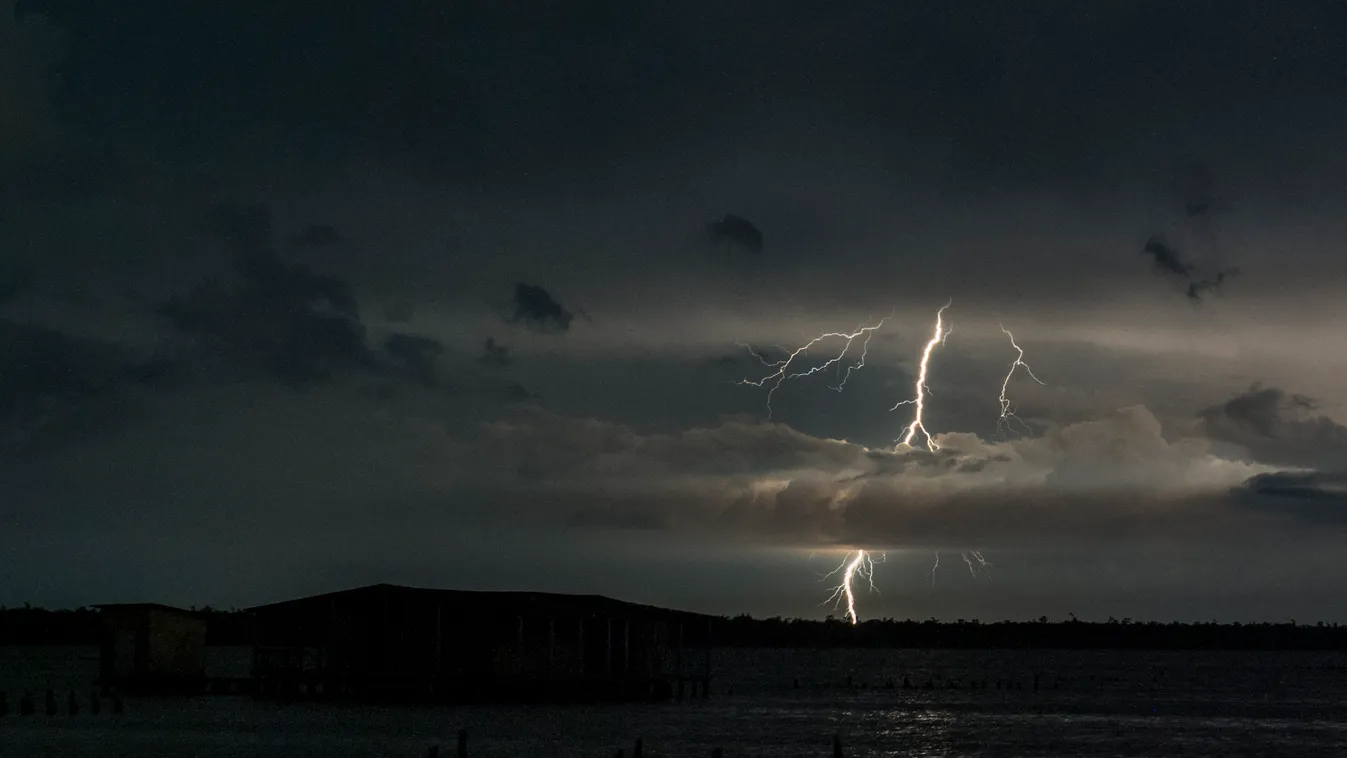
4 606 1346 650
0 606 252 646
713 614 1347 650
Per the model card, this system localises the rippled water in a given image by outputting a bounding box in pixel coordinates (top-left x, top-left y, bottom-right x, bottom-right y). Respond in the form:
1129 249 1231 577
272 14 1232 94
4 646 1347 756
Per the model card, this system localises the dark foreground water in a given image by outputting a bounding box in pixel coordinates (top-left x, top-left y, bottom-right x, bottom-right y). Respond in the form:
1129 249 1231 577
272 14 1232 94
4 646 1347 756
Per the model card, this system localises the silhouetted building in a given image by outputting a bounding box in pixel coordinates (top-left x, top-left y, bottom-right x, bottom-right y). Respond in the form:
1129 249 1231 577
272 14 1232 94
247 584 714 702
96 603 208 694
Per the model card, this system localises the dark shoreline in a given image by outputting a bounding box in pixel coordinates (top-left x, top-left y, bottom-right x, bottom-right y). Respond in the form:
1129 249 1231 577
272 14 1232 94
3 607 1346 651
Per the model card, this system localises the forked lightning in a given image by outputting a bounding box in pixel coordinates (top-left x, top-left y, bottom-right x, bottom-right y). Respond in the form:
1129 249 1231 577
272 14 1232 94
822 549 881 625
996 323 1045 435
734 302 1038 624
737 317 888 417
892 301 952 451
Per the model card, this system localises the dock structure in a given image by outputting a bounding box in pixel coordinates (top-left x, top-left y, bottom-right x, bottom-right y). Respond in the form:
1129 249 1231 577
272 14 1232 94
246 584 714 703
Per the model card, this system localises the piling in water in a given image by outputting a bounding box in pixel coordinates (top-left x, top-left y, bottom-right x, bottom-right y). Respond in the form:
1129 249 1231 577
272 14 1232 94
456 728 467 758
633 737 643 758
711 749 723 758
834 734 845 757
427 745 439 758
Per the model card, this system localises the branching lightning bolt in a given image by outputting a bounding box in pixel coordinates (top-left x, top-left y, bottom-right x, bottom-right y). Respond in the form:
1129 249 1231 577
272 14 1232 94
996 323 1045 436
822 550 882 625
892 301 952 451
962 550 991 578
733 305 1025 625
737 317 888 418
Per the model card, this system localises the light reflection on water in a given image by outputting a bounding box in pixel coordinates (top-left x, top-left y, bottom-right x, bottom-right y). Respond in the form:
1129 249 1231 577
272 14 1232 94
3 647 1347 756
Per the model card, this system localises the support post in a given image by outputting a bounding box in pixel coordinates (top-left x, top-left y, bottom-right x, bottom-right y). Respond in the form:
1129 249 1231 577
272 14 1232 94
623 618 630 676
548 616 556 680
606 617 613 676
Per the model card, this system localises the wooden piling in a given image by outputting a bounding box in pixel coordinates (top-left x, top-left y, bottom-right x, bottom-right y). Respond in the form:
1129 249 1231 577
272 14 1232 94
427 745 439 758
633 737 643 758
833 734 845 757
456 728 467 758
711 749 723 758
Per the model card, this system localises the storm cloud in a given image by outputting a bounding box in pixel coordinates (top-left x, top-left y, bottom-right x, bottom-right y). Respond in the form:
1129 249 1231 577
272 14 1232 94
707 213 764 255
1201 384 1347 470
1141 236 1239 302
8 1 1347 618
511 283 574 334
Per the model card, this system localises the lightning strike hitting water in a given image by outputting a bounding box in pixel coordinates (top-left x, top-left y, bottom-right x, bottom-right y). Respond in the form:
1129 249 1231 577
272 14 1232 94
822 549 881 625
892 301 953 451
737 317 888 417
996 324 1046 435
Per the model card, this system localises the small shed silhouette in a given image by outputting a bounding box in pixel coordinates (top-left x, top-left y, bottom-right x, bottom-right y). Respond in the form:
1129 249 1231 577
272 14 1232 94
97 603 208 693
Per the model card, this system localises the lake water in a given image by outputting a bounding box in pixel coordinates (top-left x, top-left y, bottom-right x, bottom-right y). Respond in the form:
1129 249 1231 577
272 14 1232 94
3 646 1347 756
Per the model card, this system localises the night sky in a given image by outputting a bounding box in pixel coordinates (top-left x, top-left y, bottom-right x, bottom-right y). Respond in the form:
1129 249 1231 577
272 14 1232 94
5 1 1347 621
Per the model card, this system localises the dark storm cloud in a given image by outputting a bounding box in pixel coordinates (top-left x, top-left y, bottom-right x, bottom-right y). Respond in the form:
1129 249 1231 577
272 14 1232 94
1234 470 1347 526
382 332 442 387
0 262 34 305
479 337 512 368
158 250 368 386
1142 237 1194 280
1201 384 1347 470
384 300 415 324
1141 236 1239 301
0 319 178 451
11 0 1347 618
22 0 1347 193
501 382 536 403
158 206 444 389
707 214 763 255
1181 162 1223 218
288 224 343 249
0 147 124 208
201 201 274 251
511 283 573 334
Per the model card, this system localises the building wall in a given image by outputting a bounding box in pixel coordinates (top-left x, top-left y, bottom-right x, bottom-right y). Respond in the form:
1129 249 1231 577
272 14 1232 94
99 607 207 685
250 587 703 698
144 609 207 677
